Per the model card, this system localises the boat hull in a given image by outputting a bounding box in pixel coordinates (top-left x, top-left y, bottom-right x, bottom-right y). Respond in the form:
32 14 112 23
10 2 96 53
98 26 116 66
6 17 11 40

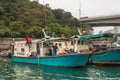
10 54 89 67
0 53 11 58
89 49 120 65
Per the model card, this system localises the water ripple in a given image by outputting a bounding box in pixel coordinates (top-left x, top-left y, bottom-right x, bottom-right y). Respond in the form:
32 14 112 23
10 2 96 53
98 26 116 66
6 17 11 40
0 58 120 80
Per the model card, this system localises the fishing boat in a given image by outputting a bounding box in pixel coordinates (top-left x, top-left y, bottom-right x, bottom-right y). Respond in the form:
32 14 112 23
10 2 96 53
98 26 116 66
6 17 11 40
80 33 120 65
0 53 10 58
0 43 11 58
9 32 91 67
89 47 120 65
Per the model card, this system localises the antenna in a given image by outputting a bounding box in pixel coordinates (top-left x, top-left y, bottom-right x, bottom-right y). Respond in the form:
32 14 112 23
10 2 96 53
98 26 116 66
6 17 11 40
36 0 39 3
32 0 39 3
42 0 47 27
79 0 81 21
41 0 50 39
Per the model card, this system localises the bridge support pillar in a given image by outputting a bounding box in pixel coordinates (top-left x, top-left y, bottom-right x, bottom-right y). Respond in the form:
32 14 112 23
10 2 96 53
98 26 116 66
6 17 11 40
114 26 120 34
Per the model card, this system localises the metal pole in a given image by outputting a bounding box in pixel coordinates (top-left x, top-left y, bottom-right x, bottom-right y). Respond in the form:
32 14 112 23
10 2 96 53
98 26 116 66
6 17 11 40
42 0 47 27
36 0 39 3
79 0 81 21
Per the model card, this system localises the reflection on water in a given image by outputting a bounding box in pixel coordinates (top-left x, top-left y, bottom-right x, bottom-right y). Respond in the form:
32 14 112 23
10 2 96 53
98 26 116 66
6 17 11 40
10 63 88 80
87 66 120 80
0 58 120 80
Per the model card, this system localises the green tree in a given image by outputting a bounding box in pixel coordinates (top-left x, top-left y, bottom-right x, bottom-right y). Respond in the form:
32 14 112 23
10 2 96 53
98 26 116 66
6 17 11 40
0 28 20 37
0 0 83 37
52 9 80 27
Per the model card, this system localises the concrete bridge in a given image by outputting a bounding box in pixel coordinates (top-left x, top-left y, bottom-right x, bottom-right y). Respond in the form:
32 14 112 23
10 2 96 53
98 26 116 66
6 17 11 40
80 15 120 27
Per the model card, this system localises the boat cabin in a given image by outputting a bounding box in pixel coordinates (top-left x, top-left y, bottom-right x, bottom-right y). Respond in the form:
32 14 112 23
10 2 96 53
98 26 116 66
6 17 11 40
11 37 92 58
12 40 39 57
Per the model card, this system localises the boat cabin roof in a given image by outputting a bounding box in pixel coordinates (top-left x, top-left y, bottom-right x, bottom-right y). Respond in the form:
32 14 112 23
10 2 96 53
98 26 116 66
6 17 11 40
40 37 72 42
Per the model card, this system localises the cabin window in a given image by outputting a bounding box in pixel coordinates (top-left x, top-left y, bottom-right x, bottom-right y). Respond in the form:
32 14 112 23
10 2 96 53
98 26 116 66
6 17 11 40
43 43 48 47
79 40 88 45
21 48 25 52
71 41 74 45
81 41 84 45
78 40 80 45
37 43 40 54
59 43 62 46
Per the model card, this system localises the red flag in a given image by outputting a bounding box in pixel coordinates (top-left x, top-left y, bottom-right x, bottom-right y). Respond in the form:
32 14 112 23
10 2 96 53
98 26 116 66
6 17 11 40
61 33 65 38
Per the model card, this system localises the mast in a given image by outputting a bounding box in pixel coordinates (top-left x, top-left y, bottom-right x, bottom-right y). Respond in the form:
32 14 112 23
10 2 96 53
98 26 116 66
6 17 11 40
42 0 47 27
79 0 81 21
32 0 39 3
79 0 83 32
36 0 39 3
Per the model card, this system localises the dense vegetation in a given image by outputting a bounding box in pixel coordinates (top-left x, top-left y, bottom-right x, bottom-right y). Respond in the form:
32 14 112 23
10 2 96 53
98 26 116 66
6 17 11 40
0 0 92 38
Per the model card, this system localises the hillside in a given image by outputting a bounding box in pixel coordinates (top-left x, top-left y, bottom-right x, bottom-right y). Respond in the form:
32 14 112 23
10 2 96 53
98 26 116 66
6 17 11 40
0 0 80 38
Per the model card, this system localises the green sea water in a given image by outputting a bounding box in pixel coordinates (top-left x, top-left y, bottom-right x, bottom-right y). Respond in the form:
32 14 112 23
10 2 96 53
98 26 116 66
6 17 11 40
0 58 120 80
